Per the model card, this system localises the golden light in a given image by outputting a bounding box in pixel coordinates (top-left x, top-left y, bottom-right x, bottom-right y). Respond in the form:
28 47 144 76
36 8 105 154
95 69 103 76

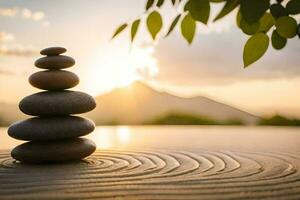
86 43 159 96
90 126 132 149
116 126 131 144
93 128 112 149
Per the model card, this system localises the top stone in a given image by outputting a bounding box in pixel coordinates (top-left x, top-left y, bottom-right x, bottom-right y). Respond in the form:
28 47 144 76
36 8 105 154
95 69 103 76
40 47 67 56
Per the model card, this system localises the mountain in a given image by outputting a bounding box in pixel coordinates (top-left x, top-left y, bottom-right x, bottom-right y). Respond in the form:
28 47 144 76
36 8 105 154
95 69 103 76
0 82 259 126
86 81 259 125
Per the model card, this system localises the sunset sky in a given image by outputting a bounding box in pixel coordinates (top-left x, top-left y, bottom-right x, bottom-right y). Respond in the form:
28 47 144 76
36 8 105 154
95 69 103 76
0 0 299 117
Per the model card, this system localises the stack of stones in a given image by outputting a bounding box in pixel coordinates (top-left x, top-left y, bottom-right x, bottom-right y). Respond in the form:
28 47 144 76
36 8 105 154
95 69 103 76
8 47 96 164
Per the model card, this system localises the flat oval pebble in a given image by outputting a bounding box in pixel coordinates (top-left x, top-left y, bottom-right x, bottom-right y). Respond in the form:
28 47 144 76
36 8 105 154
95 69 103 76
19 91 96 116
35 55 75 69
40 47 66 56
11 138 96 163
29 70 79 90
8 116 95 141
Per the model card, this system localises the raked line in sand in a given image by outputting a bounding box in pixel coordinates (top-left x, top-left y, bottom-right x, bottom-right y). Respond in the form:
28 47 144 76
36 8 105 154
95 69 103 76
0 149 300 199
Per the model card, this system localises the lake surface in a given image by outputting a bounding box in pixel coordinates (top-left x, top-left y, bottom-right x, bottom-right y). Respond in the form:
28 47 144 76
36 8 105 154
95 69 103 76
1 126 300 151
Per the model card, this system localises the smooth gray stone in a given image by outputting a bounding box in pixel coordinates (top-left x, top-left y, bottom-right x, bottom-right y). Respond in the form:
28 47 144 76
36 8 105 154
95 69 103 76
11 138 96 163
40 47 66 56
35 55 75 69
8 116 95 141
19 91 96 116
29 70 79 90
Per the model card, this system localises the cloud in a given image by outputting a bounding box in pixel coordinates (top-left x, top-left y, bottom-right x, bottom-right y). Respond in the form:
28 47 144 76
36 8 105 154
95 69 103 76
0 44 38 56
0 7 47 57
0 7 47 24
154 29 300 86
21 8 45 21
0 32 37 56
0 8 18 16
0 32 14 42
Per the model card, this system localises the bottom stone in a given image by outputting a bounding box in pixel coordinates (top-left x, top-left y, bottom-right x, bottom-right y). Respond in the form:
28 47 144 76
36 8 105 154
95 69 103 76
11 138 96 164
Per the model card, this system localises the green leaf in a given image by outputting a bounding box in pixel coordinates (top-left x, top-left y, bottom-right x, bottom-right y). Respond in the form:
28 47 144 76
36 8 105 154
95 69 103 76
111 23 127 39
271 30 287 50
240 19 260 35
240 0 269 23
157 0 165 7
286 0 300 15
258 13 275 33
146 0 155 10
181 14 196 44
210 0 225 2
243 33 269 67
270 4 288 19
214 0 239 22
185 0 210 24
147 11 163 40
275 16 297 38
236 10 242 27
166 14 181 37
131 19 140 42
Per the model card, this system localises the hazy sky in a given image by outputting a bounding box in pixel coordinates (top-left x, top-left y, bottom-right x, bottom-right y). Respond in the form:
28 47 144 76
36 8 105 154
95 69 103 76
0 0 299 117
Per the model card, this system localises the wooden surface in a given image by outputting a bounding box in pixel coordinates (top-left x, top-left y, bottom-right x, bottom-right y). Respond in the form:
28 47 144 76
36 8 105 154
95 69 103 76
1 149 300 199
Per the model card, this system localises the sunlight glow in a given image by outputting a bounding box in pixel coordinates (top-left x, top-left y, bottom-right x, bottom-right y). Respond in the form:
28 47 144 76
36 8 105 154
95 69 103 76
116 126 131 144
94 128 112 149
91 126 132 149
86 44 159 96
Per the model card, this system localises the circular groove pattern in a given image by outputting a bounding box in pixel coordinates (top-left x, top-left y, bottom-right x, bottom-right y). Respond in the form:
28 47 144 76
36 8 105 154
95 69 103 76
0 150 300 199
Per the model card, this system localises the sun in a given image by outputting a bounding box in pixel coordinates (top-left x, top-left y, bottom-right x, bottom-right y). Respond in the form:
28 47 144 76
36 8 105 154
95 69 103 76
85 43 159 95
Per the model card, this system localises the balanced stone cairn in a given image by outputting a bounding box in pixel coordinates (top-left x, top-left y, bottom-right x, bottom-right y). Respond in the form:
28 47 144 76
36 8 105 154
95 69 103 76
8 47 97 164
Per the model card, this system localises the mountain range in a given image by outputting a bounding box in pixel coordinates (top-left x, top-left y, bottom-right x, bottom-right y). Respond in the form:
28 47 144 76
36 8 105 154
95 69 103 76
0 81 259 126
86 82 259 125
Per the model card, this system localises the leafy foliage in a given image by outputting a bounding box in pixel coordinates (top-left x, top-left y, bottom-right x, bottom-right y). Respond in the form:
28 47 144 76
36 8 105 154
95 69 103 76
243 33 269 67
258 13 275 33
286 0 300 15
240 0 270 23
181 13 196 44
271 30 287 50
259 115 300 126
145 112 245 125
270 4 288 18
112 0 300 67
156 0 165 7
111 23 128 39
214 0 239 22
146 0 155 10
240 19 260 35
184 0 210 24
275 16 297 38
147 11 163 40
166 14 181 37
131 19 140 42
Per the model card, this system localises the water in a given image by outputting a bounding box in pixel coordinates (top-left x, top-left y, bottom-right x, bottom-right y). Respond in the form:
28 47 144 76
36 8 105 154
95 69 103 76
1 126 300 151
